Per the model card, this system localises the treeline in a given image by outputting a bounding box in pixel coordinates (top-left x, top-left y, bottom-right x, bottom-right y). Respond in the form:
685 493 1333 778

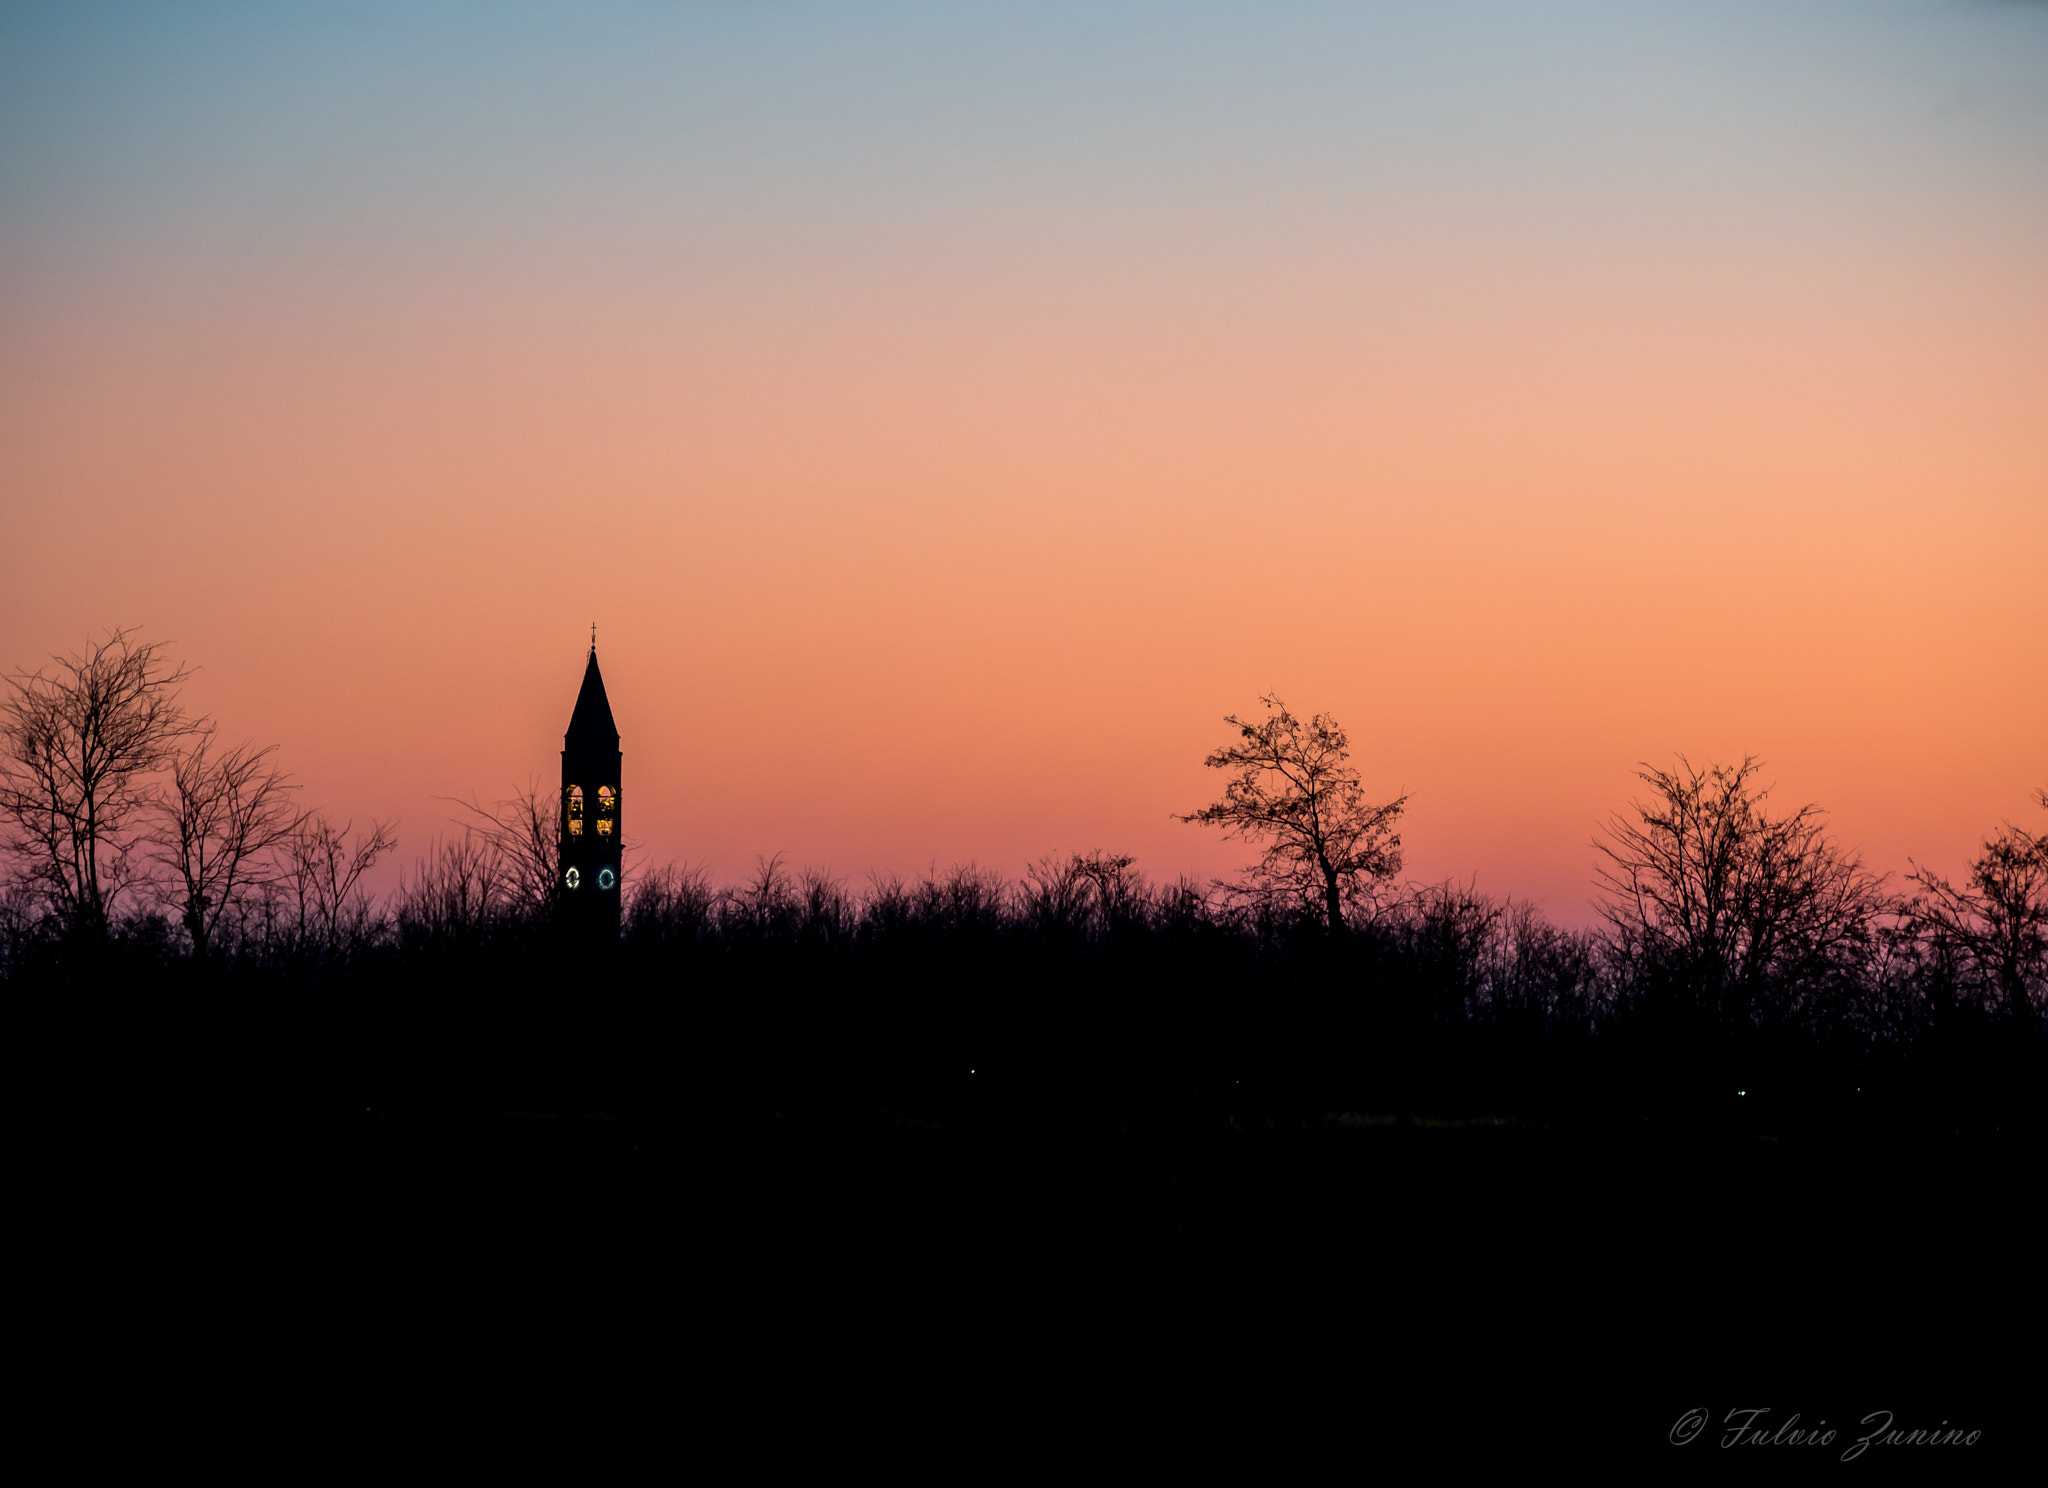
4 632 2043 1131
7 828 2044 1134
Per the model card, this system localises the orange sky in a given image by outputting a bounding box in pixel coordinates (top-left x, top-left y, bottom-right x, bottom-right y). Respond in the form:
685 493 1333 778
3 5 2044 918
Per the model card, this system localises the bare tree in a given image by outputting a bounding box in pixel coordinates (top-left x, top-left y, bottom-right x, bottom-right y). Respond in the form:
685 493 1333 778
149 729 301 956
1022 854 1094 937
278 812 396 954
0 628 199 938
447 781 561 921
1072 850 1145 927
1908 790 2048 1022
0 878 42 977
1595 757 1889 1032
624 861 719 945
1177 695 1407 932
397 834 515 944
1021 851 1148 937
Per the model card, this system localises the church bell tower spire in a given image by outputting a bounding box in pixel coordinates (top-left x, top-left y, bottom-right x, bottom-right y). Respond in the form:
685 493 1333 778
561 637 622 937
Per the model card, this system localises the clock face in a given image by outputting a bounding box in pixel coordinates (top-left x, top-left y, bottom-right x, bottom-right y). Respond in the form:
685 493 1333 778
564 867 581 889
597 867 616 890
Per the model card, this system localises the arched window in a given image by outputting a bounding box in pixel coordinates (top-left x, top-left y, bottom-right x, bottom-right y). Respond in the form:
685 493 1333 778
596 785 615 836
566 785 584 836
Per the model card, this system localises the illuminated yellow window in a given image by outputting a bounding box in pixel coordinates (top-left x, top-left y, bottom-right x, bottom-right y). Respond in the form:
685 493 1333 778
566 785 585 836
597 786 615 815
597 818 613 836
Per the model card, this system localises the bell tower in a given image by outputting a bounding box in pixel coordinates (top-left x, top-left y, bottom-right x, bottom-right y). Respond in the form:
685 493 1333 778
561 633 622 937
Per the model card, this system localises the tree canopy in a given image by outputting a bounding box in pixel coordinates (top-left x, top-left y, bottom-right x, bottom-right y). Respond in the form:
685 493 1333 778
1178 694 1406 932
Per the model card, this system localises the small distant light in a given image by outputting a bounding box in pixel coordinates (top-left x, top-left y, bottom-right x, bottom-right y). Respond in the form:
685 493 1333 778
1737 1090 1746 1096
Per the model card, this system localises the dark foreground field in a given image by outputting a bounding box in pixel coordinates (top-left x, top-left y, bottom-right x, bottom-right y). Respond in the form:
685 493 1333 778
24 909 2043 1465
128 1100 2030 1467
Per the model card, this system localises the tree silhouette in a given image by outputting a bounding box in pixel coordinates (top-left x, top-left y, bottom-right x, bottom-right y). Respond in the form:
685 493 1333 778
150 728 301 957
1595 756 1888 1039
278 812 396 956
1178 695 1406 933
450 781 563 921
1909 789 2048 1023
0 628 199 938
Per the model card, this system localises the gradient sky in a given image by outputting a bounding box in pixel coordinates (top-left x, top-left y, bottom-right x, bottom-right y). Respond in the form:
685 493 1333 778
3 1 2044 917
